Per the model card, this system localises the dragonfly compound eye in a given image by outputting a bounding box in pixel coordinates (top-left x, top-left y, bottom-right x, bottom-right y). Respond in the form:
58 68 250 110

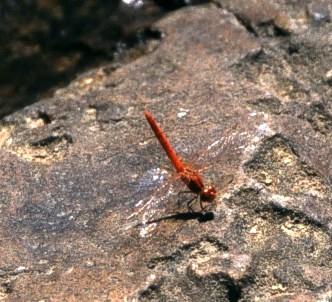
200 185 217 203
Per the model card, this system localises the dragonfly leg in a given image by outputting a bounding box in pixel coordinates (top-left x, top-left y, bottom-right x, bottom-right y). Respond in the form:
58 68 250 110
187 195 199 212
177 190 197 211
199 198 208 212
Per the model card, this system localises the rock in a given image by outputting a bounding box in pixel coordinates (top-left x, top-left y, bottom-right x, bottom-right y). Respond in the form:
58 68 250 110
0 3 331 301
307 0 331 23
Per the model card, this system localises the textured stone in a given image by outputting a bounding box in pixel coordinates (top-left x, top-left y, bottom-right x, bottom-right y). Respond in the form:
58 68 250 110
0 3 331 301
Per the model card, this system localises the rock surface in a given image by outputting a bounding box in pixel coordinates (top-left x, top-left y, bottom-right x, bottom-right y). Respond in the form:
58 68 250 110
0 2 331 301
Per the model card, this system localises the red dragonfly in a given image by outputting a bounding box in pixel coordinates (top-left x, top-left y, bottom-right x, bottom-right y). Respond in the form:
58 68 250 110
127 109 269 235
143 110 217 209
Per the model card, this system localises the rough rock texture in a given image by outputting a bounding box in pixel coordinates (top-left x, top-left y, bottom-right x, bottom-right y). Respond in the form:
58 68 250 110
1 2 332 301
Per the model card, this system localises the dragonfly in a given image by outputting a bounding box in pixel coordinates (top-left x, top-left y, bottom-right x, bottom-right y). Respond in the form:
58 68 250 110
126 109 269 235
144 109 217 209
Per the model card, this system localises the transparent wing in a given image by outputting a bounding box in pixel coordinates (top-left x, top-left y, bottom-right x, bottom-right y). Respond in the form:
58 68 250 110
192 122 272 177
125 167 186 236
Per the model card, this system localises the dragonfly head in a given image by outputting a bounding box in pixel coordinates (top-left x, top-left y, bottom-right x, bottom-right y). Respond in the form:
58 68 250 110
200 185 217 203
